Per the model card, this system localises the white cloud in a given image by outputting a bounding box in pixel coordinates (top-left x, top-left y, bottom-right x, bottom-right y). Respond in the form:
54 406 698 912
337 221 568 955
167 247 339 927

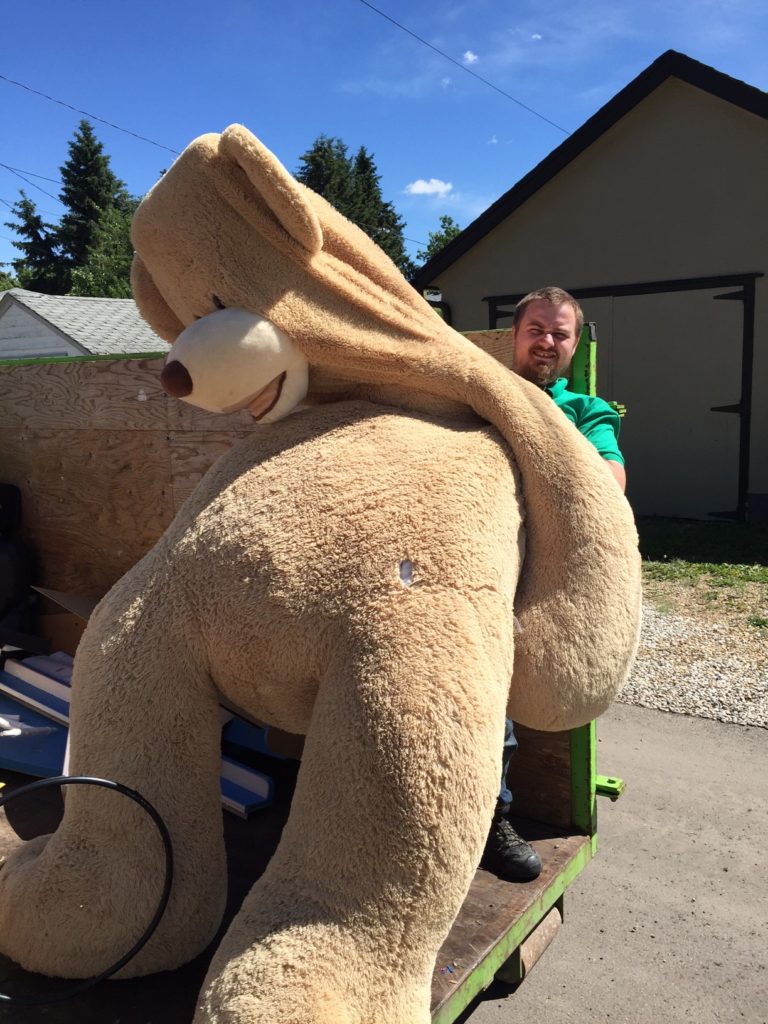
488 134 498 145
462 50 479 64
531 33 542 40
404 178 454 198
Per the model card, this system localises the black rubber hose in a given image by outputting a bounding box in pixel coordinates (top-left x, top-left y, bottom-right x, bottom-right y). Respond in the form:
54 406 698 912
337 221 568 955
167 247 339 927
0 774 174 1005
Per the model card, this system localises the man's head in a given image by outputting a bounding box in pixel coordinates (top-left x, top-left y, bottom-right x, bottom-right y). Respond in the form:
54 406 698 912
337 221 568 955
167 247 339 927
511 286 583 387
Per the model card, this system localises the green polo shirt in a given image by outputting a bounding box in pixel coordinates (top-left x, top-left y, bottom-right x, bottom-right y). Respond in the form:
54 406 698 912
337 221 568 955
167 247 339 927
545 378 625 466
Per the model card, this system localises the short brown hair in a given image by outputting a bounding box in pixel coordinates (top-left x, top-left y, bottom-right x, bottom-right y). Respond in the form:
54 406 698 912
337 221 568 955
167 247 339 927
512 286 584 338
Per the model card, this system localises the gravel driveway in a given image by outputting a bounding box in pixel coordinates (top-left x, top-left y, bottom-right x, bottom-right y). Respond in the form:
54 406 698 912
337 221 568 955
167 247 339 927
620 581 768 728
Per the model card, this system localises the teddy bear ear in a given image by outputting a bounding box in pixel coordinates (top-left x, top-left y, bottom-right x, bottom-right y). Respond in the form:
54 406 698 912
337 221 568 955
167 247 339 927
131 254 185 343
219 124 323 256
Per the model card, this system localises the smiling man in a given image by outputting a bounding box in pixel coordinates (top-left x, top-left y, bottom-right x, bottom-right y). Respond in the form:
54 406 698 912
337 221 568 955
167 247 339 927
511 286 626 491
482 286 627 882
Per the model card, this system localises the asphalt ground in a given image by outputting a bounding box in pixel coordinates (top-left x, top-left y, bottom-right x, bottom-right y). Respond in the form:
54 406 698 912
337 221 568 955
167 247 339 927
464 703 768 1024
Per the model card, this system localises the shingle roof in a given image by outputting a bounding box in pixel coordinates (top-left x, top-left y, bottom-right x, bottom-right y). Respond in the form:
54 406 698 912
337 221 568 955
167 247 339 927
0 288 165 355
411 50 768 290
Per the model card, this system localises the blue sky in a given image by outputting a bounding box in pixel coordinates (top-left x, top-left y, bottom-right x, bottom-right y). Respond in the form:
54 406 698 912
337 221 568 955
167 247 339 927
2 0 766 273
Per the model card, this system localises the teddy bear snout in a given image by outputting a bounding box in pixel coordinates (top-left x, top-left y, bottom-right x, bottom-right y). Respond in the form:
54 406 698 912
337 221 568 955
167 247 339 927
160 359 194 398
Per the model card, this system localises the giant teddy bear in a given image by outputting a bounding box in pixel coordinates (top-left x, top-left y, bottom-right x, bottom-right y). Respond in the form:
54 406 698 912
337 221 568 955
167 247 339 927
0 125 641 1023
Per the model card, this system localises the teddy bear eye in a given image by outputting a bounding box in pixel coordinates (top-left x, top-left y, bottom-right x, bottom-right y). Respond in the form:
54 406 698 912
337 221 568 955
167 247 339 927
212 294 226 310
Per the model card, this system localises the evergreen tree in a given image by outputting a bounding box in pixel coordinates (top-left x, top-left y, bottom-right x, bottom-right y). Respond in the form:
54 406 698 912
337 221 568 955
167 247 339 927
296 135 414 277
416 215 462 265
348 147 383 235
5 121 136 296
296 136 356 214
4 192 67 293
56 120 130 272
348 147 415 276
374 199 415 279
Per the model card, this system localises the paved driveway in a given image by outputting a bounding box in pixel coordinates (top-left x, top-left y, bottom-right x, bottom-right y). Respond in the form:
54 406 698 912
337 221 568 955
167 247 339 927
466 703 768 1024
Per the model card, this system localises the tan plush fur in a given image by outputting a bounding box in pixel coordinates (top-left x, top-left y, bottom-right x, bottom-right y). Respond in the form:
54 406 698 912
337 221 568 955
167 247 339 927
0 126 641 1022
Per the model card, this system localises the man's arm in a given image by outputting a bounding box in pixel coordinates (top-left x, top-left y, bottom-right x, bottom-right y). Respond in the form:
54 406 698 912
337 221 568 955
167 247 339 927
604 458 626 492
572 396 626 492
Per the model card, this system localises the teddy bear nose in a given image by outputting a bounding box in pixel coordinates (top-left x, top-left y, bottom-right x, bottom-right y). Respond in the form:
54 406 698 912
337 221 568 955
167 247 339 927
160 359 193 398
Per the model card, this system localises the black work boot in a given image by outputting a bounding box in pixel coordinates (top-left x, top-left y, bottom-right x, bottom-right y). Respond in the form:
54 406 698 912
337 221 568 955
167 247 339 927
482 814 542 882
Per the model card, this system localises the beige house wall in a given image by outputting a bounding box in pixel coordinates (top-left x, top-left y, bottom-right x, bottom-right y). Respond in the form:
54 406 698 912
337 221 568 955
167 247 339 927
429 80 767 520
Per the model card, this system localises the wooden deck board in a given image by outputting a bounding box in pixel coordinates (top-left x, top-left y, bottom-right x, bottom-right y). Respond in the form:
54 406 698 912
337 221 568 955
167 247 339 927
430 825 590 1016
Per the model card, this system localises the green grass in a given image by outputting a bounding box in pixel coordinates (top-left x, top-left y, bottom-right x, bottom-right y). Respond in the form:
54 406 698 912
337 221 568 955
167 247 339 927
642 559 768 585
637 517 768 585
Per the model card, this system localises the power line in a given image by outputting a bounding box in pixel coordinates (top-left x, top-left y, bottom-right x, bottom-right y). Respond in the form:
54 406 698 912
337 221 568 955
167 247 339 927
0 231 57 250
0 232 59 264
0 66 433 255
355 0 570 135
3 165 61 185
1 196 60 217
371 223 428 247
0 73 180 155
0 163 62 204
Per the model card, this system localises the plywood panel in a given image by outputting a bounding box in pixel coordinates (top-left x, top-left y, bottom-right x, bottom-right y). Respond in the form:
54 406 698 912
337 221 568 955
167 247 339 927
0 357 258 594
464 329 514 369
0 426 175 592
169 430 250 510
0 358 169 431
166 393 254 433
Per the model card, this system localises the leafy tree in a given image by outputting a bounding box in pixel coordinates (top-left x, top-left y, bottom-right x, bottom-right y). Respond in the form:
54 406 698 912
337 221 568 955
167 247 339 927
4 192 67 293
296 135 414 277
0 269 18 291
69 199 138 298
416 215 462 265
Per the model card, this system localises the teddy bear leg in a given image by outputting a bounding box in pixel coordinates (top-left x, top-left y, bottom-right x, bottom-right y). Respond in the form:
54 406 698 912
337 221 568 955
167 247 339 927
0 803 23 869
0 584 228 980
194 594 512 1024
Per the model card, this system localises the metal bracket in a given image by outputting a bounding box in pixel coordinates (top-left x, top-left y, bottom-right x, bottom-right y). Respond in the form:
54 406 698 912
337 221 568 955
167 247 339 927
595 774 625 801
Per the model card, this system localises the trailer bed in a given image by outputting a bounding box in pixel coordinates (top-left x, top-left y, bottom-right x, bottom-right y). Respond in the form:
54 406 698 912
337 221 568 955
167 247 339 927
0 764 591 1023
